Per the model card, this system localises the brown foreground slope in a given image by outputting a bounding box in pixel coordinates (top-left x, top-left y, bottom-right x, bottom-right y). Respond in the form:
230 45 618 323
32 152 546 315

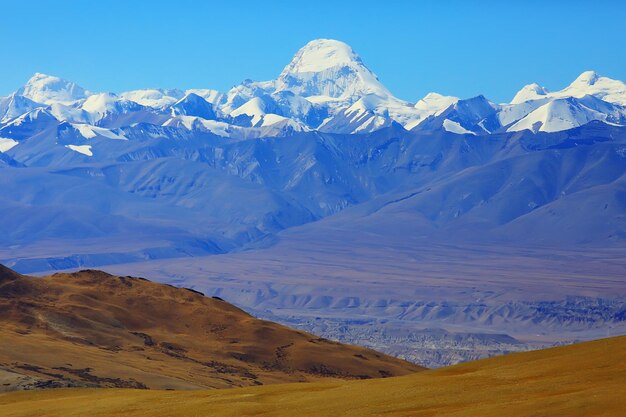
0 265 422 391
1 335 624 417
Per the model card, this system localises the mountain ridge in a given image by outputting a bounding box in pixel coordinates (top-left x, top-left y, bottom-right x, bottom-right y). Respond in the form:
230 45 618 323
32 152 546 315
2 39 626 139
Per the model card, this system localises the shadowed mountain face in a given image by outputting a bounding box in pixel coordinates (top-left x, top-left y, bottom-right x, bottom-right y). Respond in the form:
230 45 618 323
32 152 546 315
2 123 626 274
0 266 422 391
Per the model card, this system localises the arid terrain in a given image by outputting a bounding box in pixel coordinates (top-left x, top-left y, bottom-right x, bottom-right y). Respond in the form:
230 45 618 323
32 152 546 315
95 236 626 366
1 334 624 416
0 265 422 391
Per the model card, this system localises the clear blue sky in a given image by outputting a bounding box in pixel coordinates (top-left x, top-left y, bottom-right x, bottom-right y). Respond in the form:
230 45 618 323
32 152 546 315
2 0 625 103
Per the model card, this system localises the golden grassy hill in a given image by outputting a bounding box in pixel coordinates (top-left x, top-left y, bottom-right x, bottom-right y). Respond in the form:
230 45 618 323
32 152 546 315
1 335 624 417
0 265 422 391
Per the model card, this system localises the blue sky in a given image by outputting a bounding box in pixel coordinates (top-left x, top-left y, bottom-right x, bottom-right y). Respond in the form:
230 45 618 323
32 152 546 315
1 0 625 102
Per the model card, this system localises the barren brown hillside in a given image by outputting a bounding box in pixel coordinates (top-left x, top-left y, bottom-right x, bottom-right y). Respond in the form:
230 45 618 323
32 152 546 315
1 335 624 417
0 265 422 391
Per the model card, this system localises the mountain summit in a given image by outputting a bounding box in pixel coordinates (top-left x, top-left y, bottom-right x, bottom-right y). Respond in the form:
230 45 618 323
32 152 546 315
557 70 626 105
17 73 89 105
275 39 392 102
510 83 550 104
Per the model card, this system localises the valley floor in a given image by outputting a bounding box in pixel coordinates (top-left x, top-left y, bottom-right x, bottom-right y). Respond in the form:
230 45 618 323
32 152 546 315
1 335 624 417
89 237 626 367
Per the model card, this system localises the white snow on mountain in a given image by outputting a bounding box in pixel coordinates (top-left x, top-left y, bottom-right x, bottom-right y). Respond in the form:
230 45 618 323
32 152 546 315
552 71 626 106
510 72 626 107
443 119 477 135
0 93 43 122
47 103 91 124
343 96 394 132
260 113 290 126
404 93 459 129
119 88 184 108
3 107 58 130
504 72 626 133
275 39 393 103
0 137 18 152
170 93 216 120
81 93 123 116
163 116 234 136
230 96 273 125
65 144 93 156
507 96 614 133
80 93 146 124
219 39 496 134
510 83 550 104
498 99 549 127
164 113 308 138
185 89 222 105
257 114 311 132
72 123 127 140
17 73 90 105
414 92 458 115
221 80 277 115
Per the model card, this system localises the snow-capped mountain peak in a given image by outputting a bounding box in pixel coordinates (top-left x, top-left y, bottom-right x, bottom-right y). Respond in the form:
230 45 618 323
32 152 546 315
79 92 146 124
230 96 271 125
185 89 222 105
414 92 458 114
0 93 42 122
279 39 362 74
275 39 392 102
119 88 184 108
555 71 626 106
81 93 122 115
571 70 600 86
505 95 626 133
400 93 459 130
170 93 216 120
510 83 550 104
17 73 90 105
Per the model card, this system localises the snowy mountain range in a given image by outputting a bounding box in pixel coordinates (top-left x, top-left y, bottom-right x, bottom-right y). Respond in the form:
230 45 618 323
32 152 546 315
2 39 626 146
1 39 626 273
